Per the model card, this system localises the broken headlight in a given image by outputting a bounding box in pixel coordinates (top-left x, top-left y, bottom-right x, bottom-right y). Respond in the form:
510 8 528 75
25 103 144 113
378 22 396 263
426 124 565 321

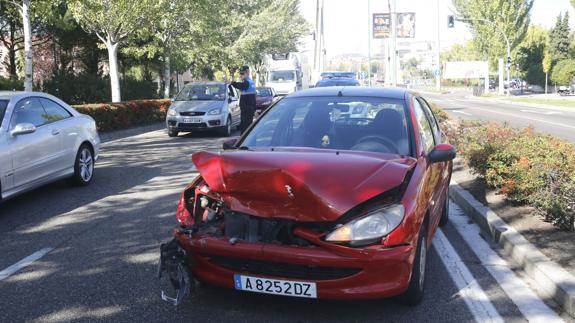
325 204 405 247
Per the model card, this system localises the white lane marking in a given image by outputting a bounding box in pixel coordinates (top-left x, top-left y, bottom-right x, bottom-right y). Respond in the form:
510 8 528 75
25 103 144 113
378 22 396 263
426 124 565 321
519 109 563 116
449 202 564 322
452 110 473 116
0 247 54 281
468 106 575 130
433 230 504 323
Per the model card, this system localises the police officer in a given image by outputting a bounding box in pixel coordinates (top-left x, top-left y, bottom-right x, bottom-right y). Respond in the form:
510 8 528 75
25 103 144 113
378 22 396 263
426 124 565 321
230 65 256 134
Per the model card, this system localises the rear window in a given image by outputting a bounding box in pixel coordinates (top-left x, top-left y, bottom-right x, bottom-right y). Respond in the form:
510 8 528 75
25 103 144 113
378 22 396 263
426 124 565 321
0 100 7 125
241 97 411 156
256 88 272 96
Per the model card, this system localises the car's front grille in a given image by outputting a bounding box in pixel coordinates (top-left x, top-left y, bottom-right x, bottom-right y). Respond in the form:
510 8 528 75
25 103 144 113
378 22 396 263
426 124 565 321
178 122 207 129
209 256 361 280
180 111 205 116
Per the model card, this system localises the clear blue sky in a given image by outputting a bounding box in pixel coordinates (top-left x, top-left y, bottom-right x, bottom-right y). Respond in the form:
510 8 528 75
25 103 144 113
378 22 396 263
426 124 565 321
300 0 575 58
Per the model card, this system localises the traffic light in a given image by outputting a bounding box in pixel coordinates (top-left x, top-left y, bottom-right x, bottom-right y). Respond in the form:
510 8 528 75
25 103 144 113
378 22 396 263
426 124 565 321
447 15 455 28
507 56 511 65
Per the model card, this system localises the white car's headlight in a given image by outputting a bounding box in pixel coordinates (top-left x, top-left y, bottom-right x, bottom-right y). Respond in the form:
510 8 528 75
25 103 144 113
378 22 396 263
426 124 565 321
325 204 404 246
208 108 221 115
167 108 177 116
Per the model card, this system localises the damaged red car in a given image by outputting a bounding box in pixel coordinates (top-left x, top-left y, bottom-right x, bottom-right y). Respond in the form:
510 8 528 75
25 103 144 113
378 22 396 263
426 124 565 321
158 87 455 306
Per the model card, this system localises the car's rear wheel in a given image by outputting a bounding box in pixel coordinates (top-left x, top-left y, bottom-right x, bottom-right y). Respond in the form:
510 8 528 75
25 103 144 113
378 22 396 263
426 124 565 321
398 222 427 305
70 144 94 186
219 116 231 137
168 129 179 137
438 189 449 227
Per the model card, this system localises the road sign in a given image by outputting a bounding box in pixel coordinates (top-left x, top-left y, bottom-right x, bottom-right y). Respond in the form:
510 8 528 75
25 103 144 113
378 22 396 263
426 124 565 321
434 69 441 77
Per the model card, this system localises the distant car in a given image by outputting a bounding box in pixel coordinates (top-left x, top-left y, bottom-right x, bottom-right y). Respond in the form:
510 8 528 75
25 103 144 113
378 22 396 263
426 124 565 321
166 82 241 137
0 92 100 201
320 71 356 79
255 87 277 111
315 78 360 88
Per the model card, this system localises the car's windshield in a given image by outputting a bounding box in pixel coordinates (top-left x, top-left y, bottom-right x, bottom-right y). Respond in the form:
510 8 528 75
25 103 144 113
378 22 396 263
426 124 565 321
241 97 411 156
0 100 8 126
256 88 273 96
175 84 226 101
269 70 295 82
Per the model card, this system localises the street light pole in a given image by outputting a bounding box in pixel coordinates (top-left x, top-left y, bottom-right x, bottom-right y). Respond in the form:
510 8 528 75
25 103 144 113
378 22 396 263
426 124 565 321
436 0 441 91
367 0 372 86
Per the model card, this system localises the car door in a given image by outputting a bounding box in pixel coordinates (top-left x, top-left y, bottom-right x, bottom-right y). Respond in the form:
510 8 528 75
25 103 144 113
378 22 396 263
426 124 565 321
413 98 443 231
39 98 76 169
10 97 63 189
227 85 240 126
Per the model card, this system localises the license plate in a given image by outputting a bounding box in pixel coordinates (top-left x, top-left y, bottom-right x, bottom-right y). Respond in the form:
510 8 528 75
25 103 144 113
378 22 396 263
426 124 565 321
183 117 202 123
234 274 317 298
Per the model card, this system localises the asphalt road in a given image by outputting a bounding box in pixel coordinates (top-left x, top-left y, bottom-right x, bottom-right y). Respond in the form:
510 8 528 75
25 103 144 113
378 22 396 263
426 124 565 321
424 91 575 142
0 128 565 322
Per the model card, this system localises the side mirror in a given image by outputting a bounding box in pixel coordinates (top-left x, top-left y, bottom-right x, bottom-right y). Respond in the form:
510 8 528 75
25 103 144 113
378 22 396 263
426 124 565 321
428 144 456 163
11 123 36 137
222 137 239 150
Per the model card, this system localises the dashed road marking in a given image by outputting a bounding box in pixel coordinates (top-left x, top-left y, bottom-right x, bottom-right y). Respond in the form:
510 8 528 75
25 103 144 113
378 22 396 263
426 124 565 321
434 230 504 323
449 202 564 322
519 109 563 115
0 247 54 281
452 110 473 116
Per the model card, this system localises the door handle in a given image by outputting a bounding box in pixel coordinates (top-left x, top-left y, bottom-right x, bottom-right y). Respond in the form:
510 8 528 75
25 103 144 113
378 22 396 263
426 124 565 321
52 129 60 136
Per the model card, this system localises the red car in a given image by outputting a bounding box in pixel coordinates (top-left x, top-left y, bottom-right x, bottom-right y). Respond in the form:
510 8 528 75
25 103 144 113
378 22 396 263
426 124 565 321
159 87 455 306
255 87 277 111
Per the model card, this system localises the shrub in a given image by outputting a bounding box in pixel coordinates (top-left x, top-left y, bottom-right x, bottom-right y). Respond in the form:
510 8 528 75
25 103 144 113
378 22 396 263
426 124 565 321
0 77 24 91
43 73 159 105
74 99 170 132
434 104 575 230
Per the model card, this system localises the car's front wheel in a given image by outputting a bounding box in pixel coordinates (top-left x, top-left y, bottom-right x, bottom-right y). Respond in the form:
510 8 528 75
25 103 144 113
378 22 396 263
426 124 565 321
70 144 94 186
168 129 179 137
398 222 428 305
438 189 450 227
219 116 232 137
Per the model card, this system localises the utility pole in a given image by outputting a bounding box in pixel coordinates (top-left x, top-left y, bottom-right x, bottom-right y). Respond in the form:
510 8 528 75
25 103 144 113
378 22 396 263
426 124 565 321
367 0 372 86
435 0 441 91
390 0 397 86
314 0 320 73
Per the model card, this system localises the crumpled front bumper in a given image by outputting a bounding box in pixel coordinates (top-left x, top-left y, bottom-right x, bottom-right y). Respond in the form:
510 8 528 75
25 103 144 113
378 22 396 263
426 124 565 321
172 228 415 300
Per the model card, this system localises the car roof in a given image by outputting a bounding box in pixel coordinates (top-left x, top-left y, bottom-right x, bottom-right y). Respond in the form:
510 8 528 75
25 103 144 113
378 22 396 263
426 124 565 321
0 91 53 100
185 81 226 86
287 86 410 100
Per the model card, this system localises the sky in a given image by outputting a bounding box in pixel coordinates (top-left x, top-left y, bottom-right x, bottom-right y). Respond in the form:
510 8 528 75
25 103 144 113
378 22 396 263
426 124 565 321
299 0 575 59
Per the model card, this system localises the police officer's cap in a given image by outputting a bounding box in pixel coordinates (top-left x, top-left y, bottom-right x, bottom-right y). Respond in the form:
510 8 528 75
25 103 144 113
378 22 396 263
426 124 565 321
239 66 250 73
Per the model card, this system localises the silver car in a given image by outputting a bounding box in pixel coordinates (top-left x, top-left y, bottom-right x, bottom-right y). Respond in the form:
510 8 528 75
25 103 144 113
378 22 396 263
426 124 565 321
0 92 100 201
166 82 241 137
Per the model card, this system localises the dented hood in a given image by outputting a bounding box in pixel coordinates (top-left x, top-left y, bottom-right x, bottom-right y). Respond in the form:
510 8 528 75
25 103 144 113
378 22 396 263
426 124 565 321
192 148 416 222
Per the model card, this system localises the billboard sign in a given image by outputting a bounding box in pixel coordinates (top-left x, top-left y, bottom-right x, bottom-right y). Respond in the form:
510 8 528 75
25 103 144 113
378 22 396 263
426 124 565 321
443 61 489 79
373 13 391 38
396 13 415 38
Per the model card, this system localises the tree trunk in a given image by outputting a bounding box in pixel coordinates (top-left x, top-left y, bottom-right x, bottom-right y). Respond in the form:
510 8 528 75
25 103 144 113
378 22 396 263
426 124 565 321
22 0 33 91
545 73 548 94
163 54 171 99
106 41 121 102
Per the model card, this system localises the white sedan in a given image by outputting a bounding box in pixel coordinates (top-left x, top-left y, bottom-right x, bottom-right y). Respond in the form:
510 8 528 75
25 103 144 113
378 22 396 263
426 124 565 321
0 92 100 201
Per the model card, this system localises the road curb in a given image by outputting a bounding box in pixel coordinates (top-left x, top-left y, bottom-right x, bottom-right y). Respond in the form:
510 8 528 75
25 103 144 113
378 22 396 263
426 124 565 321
449 179 575 318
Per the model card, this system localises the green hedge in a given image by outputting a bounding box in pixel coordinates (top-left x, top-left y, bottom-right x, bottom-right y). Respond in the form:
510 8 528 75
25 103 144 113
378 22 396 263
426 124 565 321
74 99 170 132
442 117 575 231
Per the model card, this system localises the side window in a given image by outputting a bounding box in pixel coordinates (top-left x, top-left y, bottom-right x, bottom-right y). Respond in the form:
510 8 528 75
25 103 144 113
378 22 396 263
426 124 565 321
417 98 441 142
413 98 435 153
11 98 48 128
40 98 72 123
228 85 237 99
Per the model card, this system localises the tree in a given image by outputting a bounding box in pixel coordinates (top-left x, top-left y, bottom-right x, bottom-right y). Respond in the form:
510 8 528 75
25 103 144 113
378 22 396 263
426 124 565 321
550 59 575 85
453 0 534 66
548 13 571 63
441 40 482 62
516 25 547 86
231 0 309 84
8 0 33 91
69 0 156 102
542 51 552 92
